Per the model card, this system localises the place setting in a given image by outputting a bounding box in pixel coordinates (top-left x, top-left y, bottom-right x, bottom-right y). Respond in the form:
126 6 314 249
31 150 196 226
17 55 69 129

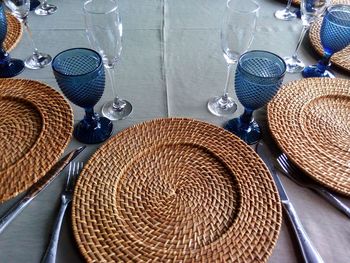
1 0 350 262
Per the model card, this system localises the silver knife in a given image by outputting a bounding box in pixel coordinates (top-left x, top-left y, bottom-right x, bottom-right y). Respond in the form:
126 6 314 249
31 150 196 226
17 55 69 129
0 146 86 235
257 142 324 263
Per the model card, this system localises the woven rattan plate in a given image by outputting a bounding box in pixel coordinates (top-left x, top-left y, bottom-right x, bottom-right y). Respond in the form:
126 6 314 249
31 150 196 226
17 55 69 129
72 118 282 262
0 79 73 202
309 17 350 73
268 78 350 195
4 12 23 52
290 0 350 6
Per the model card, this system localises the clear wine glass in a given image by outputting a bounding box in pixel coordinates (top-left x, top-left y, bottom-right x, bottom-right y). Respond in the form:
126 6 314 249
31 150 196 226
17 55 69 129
303 4 350 78
34 0 57 16
275 0 297 21
84 0 132 121
284 0 329 73
4 0 52 69
207 0 259 117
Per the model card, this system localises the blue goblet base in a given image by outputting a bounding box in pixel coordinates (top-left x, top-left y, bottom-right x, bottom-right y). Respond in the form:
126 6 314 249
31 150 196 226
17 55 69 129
30 0 41 11
0 59 25 78
74 116 113 144
302 65 335 78
224 117 261 145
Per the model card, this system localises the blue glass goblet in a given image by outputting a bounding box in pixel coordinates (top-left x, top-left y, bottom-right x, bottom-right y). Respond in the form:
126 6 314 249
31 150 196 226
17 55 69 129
303 5 350 78
52 48 113 144
224 50 286 145
0 3 24 78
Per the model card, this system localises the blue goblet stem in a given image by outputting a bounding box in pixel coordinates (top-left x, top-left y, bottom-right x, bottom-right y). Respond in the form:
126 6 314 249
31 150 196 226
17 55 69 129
315 51 332 73
239 108 254 129
83 107 100 129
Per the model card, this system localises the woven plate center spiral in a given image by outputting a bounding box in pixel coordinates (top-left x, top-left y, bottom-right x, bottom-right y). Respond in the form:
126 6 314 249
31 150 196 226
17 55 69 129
114 144 240 252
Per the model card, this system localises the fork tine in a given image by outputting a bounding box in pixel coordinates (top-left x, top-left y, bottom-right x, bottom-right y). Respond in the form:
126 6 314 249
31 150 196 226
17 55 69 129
65 163 73 191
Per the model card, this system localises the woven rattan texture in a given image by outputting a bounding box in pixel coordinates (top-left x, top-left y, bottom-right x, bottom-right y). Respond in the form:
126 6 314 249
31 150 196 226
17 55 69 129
268 78 350 196
3 12 22 52
72 118 282 263
309 18 350 73
291 0 350 6
0 79 73 203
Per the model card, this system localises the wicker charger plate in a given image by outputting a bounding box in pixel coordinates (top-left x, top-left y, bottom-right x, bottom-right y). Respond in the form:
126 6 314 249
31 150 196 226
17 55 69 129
3 12 23 52
268 78 350 195
290 0 350 6
309 17 350 73
72 118 282 262
0 79 73 203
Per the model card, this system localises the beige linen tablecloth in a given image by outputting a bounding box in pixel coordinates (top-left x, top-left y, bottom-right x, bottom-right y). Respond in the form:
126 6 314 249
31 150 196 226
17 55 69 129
0 0 349 262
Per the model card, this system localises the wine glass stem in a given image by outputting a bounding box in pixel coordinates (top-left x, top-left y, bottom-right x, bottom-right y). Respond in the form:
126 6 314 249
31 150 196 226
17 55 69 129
292 25 309 59
106 66 125 110
285 0 292 11
222 62 236 102
23 18 40 57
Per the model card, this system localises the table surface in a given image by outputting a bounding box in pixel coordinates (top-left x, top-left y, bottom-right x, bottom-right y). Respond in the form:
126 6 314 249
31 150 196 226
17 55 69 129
1 0 350 262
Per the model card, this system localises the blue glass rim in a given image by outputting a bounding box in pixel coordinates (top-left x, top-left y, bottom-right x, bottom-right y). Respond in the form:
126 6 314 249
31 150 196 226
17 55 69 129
52 47 103 77
226 0 259 14
325 4 350 23
237 50 286 80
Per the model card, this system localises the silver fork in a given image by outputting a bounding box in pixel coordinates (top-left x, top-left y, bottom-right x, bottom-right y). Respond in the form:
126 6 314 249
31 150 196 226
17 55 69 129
277 153 350 218
41 162 83 263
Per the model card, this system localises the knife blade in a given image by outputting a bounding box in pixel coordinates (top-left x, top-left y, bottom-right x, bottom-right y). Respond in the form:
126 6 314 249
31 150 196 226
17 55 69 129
0 146 86 235
257 141 324 263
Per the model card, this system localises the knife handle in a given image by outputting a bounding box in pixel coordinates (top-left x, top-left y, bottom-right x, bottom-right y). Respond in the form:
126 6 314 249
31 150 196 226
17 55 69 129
312 187 350 219
283 201 324 263
0 196 33 235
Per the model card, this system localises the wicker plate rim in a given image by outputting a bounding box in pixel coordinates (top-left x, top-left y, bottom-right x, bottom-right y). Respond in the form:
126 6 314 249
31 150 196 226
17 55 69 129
4 12 23 52
268 78 350 195
0 78 73 202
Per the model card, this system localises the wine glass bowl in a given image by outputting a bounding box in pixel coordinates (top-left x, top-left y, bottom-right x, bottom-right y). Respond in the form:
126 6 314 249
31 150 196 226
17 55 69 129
224 50 286 145
0 3 24 78
207 0 259 117
52 48 113 144
303 4 350 78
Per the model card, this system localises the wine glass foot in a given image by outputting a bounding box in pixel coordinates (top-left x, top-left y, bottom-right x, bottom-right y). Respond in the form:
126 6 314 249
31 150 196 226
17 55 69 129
34 4 57 16
102 100 132 120
274 9 297 21
224 117 261 145
207 96 237 116
284 56 305 73
74 117 113 144
25 52 52 69
302 65 335 78
0 59 25 78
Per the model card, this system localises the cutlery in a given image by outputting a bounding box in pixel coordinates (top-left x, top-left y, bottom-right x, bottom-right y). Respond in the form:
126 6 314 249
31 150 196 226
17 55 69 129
277 153 350 218
41 162 83 263
257 142 324 263
0 146 85 235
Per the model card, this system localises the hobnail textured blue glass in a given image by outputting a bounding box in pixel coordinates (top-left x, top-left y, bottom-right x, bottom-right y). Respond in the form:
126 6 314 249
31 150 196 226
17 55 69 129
303 5 350 78
0 3 24 78
224 50 286 144
52 48 113 144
